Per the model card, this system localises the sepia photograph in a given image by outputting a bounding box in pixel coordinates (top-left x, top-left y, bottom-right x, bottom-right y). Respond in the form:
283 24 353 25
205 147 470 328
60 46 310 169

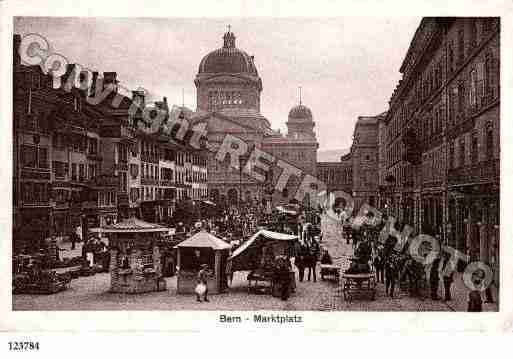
3 1 508 330
9 15 502 314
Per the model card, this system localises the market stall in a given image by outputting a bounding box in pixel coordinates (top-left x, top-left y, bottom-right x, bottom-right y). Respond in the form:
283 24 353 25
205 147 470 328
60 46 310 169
90 217 168 294
175 231 231 295
12 254 71 294
229 230 298 295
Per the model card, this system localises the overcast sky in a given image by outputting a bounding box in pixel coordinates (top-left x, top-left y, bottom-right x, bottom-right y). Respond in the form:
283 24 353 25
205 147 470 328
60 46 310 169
14 17 421 151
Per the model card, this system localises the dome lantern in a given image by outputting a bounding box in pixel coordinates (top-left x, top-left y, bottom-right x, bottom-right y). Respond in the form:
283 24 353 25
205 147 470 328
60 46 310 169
223 25 236 48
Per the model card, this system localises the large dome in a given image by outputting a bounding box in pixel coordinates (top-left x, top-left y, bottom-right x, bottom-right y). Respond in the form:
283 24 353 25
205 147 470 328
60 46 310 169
288 104 313 121
198 30 258 75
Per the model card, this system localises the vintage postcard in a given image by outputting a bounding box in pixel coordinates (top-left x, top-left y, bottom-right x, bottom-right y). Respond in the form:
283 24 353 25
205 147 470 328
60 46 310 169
1 0 512 339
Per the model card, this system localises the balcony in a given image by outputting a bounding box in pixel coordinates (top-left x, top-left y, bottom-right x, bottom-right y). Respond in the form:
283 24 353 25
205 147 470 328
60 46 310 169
448 159 499 186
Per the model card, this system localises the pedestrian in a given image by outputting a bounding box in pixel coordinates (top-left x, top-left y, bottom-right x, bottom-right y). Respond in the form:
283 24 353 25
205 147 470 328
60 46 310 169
320 249 333 281
384 254 398 298
352 230 359 250
70 232 76 250
373 246 385 284
430 256 441 300
306 240 319 282
196 263 210 302
484 267 495 304
295 246 306 282
400 256 420 298
275 256 292 301
467 269 485 312
441 252 454 301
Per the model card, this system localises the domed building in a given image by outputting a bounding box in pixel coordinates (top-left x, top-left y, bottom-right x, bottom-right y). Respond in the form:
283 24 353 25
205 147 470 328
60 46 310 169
190 29 318 207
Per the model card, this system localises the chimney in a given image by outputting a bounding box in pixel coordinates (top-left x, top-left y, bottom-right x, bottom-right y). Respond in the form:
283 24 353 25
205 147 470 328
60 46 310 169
13 34 21 67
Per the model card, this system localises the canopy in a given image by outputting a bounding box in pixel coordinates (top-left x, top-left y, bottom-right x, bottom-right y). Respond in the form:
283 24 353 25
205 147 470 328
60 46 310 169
175 231 231 250
228 230 298 271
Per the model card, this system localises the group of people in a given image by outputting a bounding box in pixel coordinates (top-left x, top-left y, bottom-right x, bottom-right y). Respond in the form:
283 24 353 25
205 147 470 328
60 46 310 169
342 216 495 311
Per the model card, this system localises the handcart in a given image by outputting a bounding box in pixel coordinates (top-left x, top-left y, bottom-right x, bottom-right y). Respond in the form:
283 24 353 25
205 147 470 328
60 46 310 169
342 272 376 302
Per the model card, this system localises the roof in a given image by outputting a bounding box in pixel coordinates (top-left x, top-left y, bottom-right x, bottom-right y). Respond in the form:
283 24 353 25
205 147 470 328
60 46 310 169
176 231 231 250
90 217 169 233
198 31 259 76
288 104 313 121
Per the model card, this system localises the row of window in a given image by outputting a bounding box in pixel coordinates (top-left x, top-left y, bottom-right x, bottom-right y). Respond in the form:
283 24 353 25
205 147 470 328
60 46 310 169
386 54 497 168
448 123 494 169
20 182 50 204
277 151 308 162
123 142 207 166
52 134 99 155
385 123 495 187
387 19 498 144
132 162 207 183
53 161 99 181
129 186 207 202
98 191 116 207
208 91 243 108
422 148 444 183
21 145 48 169
319 168 352 185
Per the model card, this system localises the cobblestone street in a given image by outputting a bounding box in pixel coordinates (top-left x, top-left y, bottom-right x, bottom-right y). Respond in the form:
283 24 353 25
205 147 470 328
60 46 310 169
13 215 498 311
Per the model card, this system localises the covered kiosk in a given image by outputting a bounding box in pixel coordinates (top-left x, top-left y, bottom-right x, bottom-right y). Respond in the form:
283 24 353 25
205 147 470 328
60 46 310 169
90 217 168 293
175 231 231 294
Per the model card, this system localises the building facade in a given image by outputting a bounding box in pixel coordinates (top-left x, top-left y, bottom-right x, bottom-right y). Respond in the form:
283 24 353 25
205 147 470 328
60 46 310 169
379 18 499 280
317 154 353 201
13 34 208 249
350 114 385 210
316 112 384 212
190 29 318 208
